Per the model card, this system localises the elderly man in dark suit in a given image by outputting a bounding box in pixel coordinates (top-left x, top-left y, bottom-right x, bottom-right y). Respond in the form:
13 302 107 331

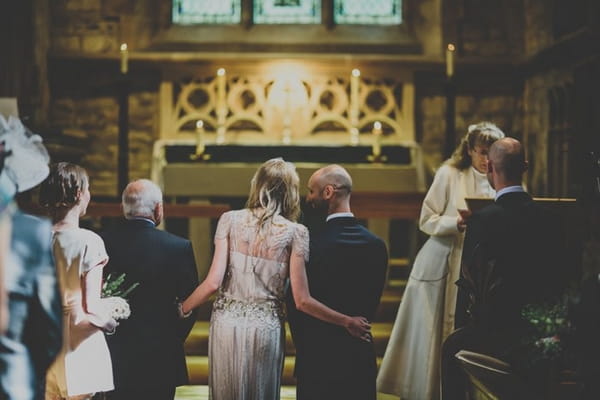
101 179 199 400
442 138 567 399
288 164 388 400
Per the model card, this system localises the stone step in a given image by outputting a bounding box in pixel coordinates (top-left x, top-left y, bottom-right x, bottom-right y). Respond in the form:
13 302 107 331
388 257 412 281
175 385 299 400
185 321 394 357
175 385 401 400
186 355 384 385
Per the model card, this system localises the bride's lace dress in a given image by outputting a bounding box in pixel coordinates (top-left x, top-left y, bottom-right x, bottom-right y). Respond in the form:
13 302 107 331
209 209 308 400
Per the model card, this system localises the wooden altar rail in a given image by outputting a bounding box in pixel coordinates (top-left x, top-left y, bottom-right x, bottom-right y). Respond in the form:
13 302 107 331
18 202 232 219
20 193 425 220
351 192 425 220
85 202 231 218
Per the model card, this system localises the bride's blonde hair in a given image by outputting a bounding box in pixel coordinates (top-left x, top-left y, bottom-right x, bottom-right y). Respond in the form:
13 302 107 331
246 158 301 227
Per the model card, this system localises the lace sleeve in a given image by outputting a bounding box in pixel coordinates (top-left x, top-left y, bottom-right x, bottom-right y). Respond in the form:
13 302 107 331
292 224 310 263
214 211 232 241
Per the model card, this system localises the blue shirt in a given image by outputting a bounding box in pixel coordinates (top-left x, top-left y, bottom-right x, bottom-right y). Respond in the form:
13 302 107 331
495 185 525 201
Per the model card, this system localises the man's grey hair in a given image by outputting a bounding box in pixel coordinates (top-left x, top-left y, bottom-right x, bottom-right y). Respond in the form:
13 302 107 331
122 179 163 219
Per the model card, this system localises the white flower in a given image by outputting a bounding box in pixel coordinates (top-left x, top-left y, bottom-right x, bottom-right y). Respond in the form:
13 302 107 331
102 296 131 321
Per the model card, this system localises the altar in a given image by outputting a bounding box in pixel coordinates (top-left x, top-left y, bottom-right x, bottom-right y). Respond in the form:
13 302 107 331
149 62 425 277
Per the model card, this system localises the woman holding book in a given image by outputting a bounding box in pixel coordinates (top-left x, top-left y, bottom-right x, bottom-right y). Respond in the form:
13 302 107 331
377 122 505 400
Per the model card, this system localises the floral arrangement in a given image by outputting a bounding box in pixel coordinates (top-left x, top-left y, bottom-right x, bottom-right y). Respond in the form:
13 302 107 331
101 273 139 322
520 297 572 365
509 290 578 384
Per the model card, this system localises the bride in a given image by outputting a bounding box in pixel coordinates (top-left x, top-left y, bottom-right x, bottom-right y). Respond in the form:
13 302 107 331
180 158 371 399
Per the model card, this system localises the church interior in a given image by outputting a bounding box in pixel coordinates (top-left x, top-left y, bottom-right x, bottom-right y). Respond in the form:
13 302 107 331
2 0 600 399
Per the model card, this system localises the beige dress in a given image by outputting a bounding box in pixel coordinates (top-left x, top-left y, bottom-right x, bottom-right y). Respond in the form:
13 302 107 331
208 209 308 400
377 164 495 400
46 228 113 398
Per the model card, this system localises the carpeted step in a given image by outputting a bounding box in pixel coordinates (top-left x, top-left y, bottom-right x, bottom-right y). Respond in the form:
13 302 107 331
387 257 411 280
185 321 394 357
186 356 384 385
175 385 299 400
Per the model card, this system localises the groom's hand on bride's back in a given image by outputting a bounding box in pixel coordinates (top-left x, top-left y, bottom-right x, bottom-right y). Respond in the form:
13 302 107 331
345 316 372 342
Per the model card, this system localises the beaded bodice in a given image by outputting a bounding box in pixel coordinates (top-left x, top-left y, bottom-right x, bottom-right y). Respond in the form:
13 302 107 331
211 209 309 325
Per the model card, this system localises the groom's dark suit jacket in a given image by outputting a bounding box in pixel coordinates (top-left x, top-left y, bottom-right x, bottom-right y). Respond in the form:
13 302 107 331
455 191 567 330
100 219 198 394
288 216 388 386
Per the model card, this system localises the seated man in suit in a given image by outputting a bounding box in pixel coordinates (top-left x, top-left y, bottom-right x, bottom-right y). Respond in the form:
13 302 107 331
288 164 388 400
101 179 199 400
442 137 567 399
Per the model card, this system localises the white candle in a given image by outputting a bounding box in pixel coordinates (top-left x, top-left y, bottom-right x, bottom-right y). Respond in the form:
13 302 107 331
350 68 360 126
446 43 455 78
195 120 205 154
120 43 128 74
217 68 226 118
216 68 226 144
372 121 382 157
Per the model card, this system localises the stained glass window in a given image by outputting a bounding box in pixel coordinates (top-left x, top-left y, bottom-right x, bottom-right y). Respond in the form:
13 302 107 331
334 0 402 25
172 0 241 24
254 0 321 24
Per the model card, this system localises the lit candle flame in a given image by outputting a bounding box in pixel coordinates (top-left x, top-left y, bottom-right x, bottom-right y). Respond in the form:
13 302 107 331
352 68 361 77
120 43 128 74
446 43 455 78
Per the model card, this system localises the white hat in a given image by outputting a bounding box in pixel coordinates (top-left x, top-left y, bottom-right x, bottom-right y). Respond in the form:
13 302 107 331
0 115 50 192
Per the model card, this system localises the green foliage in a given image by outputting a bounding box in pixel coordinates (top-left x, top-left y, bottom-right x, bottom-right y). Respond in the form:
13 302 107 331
102 273 139 299
518 292 575 368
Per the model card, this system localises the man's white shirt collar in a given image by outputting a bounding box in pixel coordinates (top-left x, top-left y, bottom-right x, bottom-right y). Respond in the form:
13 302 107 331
495 185 525 201
130 216 156 226
326 212 354 222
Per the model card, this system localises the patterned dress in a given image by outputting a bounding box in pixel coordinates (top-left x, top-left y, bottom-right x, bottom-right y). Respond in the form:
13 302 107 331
208 209 308 400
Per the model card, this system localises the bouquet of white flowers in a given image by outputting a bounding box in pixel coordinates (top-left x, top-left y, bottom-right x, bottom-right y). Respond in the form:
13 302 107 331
101 296 131 321
101 273 139 322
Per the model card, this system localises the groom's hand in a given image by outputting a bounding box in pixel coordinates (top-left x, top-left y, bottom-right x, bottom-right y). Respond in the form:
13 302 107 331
345 316 372 342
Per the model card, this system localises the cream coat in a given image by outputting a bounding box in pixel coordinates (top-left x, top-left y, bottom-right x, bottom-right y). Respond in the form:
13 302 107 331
377 163 494 400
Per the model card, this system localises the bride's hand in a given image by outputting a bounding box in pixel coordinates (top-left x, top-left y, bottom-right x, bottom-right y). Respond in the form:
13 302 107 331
345 316 372 342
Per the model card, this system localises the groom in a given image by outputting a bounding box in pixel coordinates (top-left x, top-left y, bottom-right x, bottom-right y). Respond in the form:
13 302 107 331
288 164 388 400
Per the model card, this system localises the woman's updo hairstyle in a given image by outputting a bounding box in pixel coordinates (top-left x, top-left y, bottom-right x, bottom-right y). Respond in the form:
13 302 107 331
39 162 88 221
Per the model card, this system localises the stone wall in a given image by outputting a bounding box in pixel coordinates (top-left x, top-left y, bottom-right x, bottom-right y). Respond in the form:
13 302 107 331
49 0 160 54
45 0 161 196
49 91 158 196
520 0 591 196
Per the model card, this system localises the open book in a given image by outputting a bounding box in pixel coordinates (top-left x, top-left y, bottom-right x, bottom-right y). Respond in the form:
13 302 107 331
465 197 577 213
